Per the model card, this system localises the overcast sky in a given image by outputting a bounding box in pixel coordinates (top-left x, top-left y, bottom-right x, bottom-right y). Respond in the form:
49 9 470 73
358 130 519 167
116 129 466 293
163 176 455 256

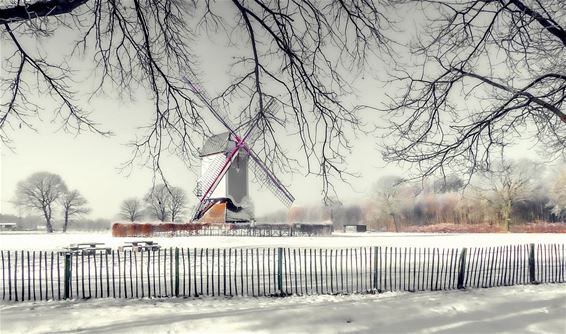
0 2 549 221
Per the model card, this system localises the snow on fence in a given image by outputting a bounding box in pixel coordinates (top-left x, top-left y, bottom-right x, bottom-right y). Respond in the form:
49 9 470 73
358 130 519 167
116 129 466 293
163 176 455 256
1 244 564 302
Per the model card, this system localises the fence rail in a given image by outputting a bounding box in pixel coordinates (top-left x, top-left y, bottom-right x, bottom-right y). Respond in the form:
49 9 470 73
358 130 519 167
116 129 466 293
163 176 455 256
1 243 564 302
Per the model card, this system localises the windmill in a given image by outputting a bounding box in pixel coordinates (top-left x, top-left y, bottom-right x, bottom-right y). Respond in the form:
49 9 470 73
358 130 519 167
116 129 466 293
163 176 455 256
184 77 294 224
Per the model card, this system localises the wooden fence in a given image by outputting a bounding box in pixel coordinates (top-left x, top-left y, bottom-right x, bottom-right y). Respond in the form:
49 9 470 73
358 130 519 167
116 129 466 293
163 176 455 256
1 244 564 301
112 223 333 238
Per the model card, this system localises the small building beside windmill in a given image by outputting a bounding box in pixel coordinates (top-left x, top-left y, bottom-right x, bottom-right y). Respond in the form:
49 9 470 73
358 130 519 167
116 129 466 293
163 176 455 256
195 132 253 224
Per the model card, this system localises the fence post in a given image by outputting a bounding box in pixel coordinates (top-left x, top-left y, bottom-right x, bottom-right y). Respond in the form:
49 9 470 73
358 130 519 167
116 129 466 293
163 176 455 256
457 248 467 289
277 248 283 295
175 248 180 297
373 246 378 291
529 243 536 284
64 253 71 299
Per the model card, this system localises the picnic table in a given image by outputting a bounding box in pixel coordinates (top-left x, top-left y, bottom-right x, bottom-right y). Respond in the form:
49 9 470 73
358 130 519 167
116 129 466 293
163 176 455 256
74 242 105 248
60 242 111 255
119 240 161 252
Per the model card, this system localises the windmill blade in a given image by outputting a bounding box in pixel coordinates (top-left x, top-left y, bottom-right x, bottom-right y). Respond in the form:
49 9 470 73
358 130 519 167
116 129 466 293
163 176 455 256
190 147 240 221
191 198 222 222
245 148 294 208
198 146 241 201
182 75 237 133
194 153 229 198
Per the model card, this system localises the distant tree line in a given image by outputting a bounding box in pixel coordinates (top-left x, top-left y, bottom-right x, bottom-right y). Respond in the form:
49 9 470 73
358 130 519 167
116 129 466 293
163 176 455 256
11 171 91 233
117 184 188 223
267 159 566 232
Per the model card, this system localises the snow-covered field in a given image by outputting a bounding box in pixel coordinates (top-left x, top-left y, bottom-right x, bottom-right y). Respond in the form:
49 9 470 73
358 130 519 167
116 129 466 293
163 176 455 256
1 284 564 333
1 232 564 250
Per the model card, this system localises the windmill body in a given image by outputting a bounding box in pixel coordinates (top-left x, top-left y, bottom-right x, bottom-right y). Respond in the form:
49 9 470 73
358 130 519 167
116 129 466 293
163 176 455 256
196 132 252 223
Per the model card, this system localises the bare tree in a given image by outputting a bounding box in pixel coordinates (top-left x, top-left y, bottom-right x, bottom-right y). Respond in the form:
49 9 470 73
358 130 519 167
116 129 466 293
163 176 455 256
344 205 362 226
373 175 406 232
119 198 144 222
433 175 464 194
384 0 566 179
144 184 170 222
168 187 187 222
481 158 539 231
547 165 566 220
60 190 90 232
1 0 392 199
13 172 68 233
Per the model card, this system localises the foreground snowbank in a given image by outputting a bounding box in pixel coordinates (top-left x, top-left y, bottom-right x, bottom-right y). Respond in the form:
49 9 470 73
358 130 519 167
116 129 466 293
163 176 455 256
1 284 564 333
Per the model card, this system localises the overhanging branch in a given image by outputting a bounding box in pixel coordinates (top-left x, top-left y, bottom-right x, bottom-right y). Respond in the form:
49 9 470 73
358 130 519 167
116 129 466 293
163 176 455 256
0 0 89 25
507 0 566 46
457 69 566 123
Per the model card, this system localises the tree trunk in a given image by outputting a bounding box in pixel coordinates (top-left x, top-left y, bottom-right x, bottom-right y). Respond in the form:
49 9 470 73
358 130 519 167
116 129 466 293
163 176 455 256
45 218 54 233
391 214 399 233
43 206 53 233
502 200 512 232
63 211 69 233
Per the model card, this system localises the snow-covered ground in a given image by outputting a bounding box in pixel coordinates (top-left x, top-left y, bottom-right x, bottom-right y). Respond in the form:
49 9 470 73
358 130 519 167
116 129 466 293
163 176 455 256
1 233 564 333
1 284 564 333
1 232 564 250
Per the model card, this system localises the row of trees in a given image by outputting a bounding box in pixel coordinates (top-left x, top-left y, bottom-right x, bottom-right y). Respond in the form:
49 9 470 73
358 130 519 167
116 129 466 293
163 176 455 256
12 172 90 232
10 173 189 231
118 184 188 222
283 160 566 232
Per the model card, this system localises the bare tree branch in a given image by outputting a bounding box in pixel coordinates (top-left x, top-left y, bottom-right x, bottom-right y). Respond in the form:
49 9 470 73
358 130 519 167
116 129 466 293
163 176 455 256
1 0 393 202
384 0 566 180
119 197 144 222
0 0 89 24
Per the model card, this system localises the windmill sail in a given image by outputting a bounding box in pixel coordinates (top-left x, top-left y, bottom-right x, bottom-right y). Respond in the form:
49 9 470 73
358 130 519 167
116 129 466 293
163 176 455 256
199 146 241 200
247 149 294 208
183 76 237 133
191 147 240 221
194 153 229 198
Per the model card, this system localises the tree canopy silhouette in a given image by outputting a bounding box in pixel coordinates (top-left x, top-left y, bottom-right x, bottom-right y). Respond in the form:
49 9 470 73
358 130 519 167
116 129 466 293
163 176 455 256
383 0 565 180
1 0 564 198
1 0 391 199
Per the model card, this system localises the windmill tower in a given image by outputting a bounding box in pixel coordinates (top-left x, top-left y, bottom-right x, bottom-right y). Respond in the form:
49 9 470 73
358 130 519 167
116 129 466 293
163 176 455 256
185 77 294 224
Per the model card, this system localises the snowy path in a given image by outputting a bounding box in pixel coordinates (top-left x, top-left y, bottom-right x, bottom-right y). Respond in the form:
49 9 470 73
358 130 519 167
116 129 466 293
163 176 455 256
1 284 565 333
